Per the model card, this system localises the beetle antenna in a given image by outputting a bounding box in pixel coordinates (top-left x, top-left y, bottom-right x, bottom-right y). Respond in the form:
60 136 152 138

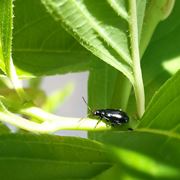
82 97 93 113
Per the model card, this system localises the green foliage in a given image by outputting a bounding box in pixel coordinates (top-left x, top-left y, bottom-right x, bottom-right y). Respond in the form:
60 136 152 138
0 0 179 179
91 71 180 178
12 0 95 77
0 134 112 179
42 83 74 113
140 70 180 131
41 0 148 117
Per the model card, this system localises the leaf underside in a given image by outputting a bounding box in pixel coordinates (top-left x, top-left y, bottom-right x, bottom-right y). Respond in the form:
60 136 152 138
0 134 112 180
41 0 147 84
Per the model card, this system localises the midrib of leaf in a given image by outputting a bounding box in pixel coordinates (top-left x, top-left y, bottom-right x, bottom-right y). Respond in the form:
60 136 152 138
137 128 180 140
0 157 111 165
13 48 88 53
0 141 107 153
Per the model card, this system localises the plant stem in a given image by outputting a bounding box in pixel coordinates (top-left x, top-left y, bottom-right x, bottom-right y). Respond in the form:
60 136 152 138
4 0 28 102
7 57 29 101
0 111 107 133
0 105 107 133
128 0 145 118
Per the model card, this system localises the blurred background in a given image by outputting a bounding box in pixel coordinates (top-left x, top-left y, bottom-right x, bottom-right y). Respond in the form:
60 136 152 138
41 72 89 138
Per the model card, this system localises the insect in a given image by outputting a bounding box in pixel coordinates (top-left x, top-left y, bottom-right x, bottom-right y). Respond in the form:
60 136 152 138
82 97 129 127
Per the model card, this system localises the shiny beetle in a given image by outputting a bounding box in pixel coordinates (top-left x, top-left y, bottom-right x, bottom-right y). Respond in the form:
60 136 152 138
82 97 129 127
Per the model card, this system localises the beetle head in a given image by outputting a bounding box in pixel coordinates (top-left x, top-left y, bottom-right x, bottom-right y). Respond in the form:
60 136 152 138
93 110 101 116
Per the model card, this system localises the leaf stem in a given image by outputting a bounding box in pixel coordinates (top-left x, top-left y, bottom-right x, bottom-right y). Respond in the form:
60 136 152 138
0 105 107 133
7 57 29 101
128 0 145 118
4 0 29 102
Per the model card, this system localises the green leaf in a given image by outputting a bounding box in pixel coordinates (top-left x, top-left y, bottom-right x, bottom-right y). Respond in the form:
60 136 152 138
0 88 46 112
12 0 97 77
0 122 10 134
41 0 144 83
88 60 118 110
41 0 148 117
28 77 42 89
140 0 175 56
0 0 13 73
42 83 74 113
139 70 180 131
92 165 124 180
91 129 180 179
88 60 131 110
0 133 112 180
142 1 180 102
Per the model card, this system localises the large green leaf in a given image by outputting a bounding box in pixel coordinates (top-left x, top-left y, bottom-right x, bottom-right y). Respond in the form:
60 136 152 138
0 133 112 180
0 0 13 74
12 0 97 77
41 0 147 84
90 71 180 178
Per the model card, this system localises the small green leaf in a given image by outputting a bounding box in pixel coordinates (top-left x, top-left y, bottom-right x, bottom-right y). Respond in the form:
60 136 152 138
28 77 42 89
0 133 112 180
0 88 46 112
140 0 175 56
43 83 74 113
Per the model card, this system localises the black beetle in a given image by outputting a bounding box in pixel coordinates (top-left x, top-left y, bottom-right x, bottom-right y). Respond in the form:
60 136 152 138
94 109 129 127
82 97 129 127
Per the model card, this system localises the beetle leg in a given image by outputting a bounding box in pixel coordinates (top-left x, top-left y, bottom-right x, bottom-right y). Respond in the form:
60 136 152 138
94 119 102 128
77 117 85 128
